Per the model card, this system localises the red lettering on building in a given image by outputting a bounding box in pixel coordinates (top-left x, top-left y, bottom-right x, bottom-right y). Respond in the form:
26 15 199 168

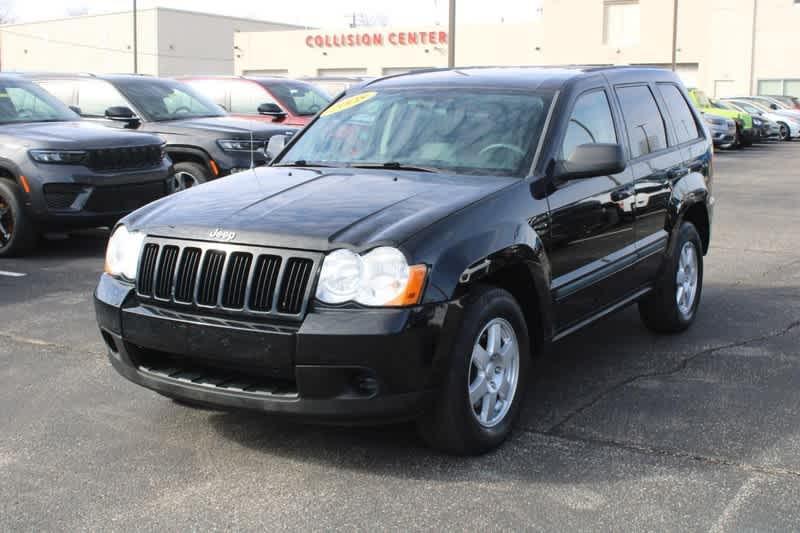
305 30 448 48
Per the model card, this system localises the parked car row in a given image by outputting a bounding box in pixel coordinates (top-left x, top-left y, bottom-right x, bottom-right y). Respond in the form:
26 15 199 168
0 73 335 256
689 88 800 149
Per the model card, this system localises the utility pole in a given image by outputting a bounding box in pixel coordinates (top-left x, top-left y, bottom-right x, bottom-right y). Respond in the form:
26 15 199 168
671 0 678 71
749 0 758 95
447 0 455 68
132 0 138 74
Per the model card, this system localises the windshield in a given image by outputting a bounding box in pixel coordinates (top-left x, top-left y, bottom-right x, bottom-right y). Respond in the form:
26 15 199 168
278 89 553 177
0 78 79 125
268 81 331 116
116 78 225 122
732 100 764 114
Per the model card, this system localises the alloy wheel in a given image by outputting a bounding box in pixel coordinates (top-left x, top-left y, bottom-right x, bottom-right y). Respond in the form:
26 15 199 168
780 124 790 141
171 171 201 193
0 196 14 249
468 317 520 428
676 241 699 318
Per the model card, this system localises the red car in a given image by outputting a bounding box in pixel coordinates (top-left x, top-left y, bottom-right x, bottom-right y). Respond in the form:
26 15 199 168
180 76 331 127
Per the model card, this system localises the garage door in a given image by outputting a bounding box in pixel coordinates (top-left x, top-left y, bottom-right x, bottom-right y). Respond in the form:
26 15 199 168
317 68 368 77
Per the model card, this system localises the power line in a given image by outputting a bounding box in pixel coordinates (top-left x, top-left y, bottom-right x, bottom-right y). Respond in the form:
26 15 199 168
0 27 234 62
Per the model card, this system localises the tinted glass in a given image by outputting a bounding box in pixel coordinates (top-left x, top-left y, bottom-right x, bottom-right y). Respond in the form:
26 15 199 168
0 79 79 125
115 78 225 122
268 81 331 116
561 90 617 160
78 80 127 116
230 81 275 114
658 84 700 144
279 89 553 177
616 85 668 158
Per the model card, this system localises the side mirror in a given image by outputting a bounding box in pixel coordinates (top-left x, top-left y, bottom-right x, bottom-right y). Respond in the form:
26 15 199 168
105 106 139 126
770 103 779 110
69 105 82 115
554 143 626 181
258 102 287 117
266 134 287 161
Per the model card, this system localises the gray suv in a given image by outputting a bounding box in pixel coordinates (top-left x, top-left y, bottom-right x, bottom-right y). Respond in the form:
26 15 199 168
0 75 172 256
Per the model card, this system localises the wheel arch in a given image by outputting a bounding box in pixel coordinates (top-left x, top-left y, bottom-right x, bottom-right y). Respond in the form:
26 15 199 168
165 146 216 176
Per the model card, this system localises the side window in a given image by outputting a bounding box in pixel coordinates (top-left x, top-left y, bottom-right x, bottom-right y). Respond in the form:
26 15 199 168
38 80 76 106
615 85 668 159
229 82 276 114
77 80 127 117
187 80 227 109
658 83 700 144
561 90 617 160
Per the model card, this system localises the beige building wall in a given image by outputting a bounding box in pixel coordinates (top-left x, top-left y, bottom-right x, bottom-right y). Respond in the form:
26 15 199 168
236 0 800 97
0 8 299 76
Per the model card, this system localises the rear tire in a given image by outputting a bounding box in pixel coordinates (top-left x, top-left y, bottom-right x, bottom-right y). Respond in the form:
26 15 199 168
171 162 212 193
638 222 704 334
0 179 38 257
417 285 530 455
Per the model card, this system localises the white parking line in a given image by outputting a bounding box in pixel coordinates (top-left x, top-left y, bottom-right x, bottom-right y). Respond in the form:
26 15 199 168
0 270 27 278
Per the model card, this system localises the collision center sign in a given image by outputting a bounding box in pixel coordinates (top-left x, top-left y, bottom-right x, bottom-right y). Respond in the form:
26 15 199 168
306 30 448 48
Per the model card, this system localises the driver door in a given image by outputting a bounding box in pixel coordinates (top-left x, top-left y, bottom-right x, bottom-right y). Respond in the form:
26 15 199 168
545 87 638 332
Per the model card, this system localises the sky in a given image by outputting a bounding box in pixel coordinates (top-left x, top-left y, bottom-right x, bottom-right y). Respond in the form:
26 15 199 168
0 0 543 27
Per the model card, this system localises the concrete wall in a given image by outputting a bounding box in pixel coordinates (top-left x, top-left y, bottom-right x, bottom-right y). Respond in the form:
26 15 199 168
0 8 299 76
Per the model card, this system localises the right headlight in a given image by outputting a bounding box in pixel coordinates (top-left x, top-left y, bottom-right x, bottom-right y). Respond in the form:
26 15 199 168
315 247 427 307
104 225 146 281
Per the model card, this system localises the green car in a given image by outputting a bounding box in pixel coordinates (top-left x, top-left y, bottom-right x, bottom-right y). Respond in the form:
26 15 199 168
688 88 755 147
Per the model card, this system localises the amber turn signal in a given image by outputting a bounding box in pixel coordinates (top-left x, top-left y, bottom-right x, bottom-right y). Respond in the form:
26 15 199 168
388 264 428 306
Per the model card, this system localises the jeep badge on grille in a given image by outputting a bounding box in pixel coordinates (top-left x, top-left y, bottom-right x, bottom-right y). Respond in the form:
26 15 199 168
209 228 236 242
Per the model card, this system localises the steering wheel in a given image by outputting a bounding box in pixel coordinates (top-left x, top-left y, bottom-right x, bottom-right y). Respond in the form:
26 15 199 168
478 143 525 157
172 106 192 115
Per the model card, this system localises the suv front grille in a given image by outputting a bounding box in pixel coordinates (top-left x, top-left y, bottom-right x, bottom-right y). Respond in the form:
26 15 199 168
87 145 163 172
136 238 320 320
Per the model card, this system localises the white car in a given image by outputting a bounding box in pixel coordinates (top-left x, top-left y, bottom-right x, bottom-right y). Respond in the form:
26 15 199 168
728 98 800 141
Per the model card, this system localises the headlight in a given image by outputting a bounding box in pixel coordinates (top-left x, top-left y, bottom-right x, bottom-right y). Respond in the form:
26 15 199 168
315 247 427 307
217 139 265 152
29 149 87 164
104 225 146 281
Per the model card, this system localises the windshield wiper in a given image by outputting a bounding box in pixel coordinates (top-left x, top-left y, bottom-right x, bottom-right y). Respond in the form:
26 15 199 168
273 160 341 168
350 162 439 173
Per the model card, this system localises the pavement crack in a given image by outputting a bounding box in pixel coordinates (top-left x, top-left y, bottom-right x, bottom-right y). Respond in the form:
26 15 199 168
523 428 800 480
546 319 800 435
0 331 66 349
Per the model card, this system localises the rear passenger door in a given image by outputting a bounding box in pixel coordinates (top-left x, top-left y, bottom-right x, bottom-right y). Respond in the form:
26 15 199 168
613 83 685 286
547 87 638 331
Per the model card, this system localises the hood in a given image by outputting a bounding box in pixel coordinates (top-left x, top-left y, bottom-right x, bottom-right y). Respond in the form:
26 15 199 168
0 121 162 149
144 116 299 139
124 166 517 251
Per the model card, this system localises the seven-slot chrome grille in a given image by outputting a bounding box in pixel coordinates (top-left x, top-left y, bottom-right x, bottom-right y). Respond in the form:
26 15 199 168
135 237 320 320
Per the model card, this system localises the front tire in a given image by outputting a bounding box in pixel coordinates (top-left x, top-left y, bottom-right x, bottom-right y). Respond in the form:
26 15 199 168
170 162 212 193
778 122 791 141
417 286 530 455
638 222 704 333
0 179 37 257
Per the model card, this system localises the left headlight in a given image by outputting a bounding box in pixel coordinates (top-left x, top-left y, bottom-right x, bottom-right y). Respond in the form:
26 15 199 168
315 247 427 307
29 149 87 164
104 225 146 281
217 139 264 153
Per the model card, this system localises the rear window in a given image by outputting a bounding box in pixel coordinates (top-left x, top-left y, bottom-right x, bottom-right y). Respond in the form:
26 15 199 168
658 84 700 145
616 85 668 159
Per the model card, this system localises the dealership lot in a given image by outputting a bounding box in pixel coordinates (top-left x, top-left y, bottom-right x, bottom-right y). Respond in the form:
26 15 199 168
1 142 800 530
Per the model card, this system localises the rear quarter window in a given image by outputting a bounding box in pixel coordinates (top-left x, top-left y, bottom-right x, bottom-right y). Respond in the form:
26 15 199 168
658 83 700 145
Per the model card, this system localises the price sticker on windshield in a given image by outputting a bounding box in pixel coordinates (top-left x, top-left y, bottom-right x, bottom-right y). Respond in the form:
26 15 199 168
321 91 377 116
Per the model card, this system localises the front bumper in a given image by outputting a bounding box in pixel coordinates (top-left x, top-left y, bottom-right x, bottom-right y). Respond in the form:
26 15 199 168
23 159 173 229
95 274 460 421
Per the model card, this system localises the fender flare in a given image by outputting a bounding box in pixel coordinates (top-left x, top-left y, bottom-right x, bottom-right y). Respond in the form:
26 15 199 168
164 146 216 175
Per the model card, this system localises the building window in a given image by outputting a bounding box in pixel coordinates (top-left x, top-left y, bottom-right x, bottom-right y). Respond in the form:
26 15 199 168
603 0 640 48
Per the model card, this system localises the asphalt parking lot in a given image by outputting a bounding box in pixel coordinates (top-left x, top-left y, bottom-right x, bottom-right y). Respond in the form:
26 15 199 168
2 141 800 531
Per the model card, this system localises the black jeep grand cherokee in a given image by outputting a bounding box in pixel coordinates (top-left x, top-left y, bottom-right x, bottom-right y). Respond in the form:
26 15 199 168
0 76 171 257
95 67 713 454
